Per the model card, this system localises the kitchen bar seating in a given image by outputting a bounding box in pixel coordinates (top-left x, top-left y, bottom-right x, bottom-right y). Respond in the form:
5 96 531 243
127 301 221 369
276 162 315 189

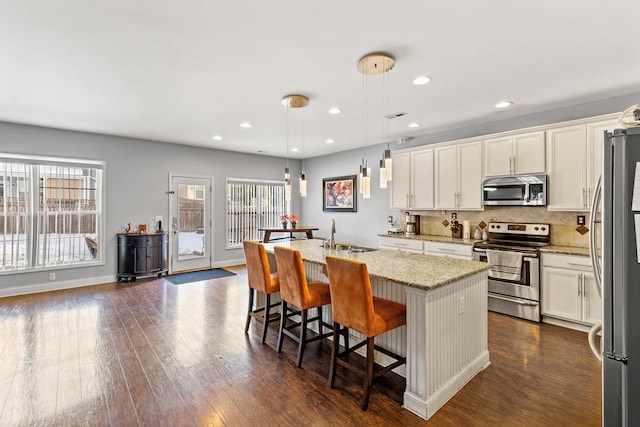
242 240 281 343
325 256 407 411
273 246 333 368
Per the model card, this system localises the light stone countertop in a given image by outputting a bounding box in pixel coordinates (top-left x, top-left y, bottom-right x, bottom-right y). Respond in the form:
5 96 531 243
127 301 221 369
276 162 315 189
540 245 590 256
378 233 483 246
380 232 592 256
263 239 489 291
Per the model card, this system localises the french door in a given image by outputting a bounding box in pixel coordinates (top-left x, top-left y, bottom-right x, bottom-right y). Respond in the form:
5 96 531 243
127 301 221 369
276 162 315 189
169 175 212 273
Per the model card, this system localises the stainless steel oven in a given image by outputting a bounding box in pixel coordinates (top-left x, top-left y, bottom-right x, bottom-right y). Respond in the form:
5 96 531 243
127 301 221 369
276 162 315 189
472 222 550 322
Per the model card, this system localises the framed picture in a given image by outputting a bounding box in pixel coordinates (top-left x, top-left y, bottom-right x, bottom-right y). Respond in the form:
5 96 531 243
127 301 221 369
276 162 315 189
323 175 357 212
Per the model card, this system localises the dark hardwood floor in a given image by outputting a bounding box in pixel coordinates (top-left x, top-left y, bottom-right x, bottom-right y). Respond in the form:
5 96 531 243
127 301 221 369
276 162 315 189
0 265 602 426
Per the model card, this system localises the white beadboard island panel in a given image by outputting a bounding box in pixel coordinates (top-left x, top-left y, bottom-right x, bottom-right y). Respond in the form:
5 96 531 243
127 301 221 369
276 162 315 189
263 239 489 420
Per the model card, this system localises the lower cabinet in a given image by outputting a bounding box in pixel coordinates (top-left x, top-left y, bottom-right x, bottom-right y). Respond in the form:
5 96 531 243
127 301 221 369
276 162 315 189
118 233 168 281
423 241 473 260
379 236 474 260
541 253 601 327
379 236 424 254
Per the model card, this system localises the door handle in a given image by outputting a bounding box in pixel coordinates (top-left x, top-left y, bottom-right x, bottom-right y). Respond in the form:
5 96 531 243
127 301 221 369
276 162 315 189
577 274 582 297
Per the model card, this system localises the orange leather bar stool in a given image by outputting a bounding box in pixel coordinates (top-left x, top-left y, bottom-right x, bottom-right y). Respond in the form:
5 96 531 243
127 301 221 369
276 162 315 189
243 240 280 343
325 256 407 411
274 246 333 368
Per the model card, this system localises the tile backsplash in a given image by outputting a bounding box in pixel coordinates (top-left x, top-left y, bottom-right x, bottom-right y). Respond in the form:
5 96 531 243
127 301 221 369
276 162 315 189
403 207 594 248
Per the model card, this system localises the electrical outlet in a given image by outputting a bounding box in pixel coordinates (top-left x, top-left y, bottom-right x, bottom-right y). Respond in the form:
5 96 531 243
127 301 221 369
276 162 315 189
577 215 586 225
458 296 464 314
49 272 55 281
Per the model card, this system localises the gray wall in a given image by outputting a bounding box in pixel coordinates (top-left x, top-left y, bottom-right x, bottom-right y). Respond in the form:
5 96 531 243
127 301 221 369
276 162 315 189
1 90 639 294
299 91 640 248
300 144 396 249
0 122 301 294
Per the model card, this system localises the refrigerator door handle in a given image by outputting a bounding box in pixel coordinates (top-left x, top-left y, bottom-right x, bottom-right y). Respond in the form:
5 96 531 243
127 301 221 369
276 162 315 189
589 174 602 298
588 322 602 361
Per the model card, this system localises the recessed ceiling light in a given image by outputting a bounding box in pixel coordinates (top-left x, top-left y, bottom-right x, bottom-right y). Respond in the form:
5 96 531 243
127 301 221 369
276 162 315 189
328 107 342 114
496 101 513 108
325 139 335 144
408 122 420 128
212 135 223 141
240 122 252 128
413 76 431 85
291 147 299 152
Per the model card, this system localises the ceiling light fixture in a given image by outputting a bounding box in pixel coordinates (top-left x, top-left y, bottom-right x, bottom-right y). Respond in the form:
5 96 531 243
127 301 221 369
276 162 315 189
325 139 335 144
496 101 513 108
240 122 252 128
413 76 431 85
408 122 421 128
281 94 309 200
328 107 342 114
212 135 223 141
357 52 395 199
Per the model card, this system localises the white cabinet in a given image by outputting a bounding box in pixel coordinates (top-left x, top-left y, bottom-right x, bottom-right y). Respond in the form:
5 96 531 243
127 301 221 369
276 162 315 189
379 236 424 254
541 253 601 326
390 148 434 210
435 140 483 210
546 119 617 211
484 131 545 176
424 241 473 260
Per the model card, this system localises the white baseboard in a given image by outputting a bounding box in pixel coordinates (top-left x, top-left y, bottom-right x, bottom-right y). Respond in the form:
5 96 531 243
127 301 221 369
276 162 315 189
403 350 491 420
214 258 245 268
0 275 117 298
542 315 593 333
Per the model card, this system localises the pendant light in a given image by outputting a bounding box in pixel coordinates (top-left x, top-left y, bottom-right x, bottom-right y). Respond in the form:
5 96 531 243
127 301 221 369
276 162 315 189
379 56 393 188
357 52 395 198
281 94 309 201
379 158 388 189
299 106 307 197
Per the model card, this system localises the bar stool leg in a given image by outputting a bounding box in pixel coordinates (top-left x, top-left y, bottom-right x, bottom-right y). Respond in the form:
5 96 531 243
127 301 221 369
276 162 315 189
329 322 340 388
261 294 272 344
317 306 323 337
277 301 287 353
244 288 254 334
296 309 308 368
361 337 375 411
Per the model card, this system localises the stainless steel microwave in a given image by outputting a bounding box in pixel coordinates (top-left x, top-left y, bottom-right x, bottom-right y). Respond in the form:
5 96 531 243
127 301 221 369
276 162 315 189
482 174 547 206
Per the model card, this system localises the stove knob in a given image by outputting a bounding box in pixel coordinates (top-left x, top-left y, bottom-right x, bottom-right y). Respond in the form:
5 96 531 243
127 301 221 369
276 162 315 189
496 225 501 229
541 227 546 231
534 227 539 231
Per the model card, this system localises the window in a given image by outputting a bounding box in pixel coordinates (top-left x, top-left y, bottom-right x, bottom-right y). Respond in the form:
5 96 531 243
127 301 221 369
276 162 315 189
226 178 285 248
0 154 104 272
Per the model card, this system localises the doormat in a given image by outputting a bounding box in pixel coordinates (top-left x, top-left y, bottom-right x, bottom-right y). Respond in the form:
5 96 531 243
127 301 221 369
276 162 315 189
167 268 236 285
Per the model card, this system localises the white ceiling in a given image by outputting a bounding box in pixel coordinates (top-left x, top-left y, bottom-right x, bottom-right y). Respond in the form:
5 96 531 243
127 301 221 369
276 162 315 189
1 1 640 159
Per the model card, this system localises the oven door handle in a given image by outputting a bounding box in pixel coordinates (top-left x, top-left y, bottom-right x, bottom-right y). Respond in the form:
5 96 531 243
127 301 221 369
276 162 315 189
489 293 538 306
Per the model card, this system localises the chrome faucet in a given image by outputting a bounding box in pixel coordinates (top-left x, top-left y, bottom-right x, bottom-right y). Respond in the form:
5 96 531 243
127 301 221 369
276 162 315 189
329 218 336 249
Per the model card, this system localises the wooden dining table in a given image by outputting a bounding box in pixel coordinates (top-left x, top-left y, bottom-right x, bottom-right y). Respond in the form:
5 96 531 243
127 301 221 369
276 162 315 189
259 226 319 243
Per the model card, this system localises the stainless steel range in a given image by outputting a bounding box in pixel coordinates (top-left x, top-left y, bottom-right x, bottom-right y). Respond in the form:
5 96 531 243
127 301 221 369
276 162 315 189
472 222 550 322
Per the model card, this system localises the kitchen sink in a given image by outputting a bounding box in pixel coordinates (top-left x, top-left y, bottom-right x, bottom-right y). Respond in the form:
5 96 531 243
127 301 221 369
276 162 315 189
348 246 377 253
319 243 377 253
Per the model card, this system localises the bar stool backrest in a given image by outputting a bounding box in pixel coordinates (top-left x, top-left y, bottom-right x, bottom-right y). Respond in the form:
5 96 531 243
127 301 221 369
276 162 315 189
273 246 310 309
325 256 375 337
243 240 278 294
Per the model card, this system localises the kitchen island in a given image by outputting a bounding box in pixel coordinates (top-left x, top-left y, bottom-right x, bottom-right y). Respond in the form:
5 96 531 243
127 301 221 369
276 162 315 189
262 239 490 420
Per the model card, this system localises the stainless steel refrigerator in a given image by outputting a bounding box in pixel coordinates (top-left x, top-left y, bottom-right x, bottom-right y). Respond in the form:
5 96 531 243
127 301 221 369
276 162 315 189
591 127 640 426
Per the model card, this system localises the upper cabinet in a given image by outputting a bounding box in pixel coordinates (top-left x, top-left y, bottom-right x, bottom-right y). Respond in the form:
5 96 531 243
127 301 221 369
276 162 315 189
484 131 545 176
547 119 617 211
390 148 434 210
434 140 483 210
